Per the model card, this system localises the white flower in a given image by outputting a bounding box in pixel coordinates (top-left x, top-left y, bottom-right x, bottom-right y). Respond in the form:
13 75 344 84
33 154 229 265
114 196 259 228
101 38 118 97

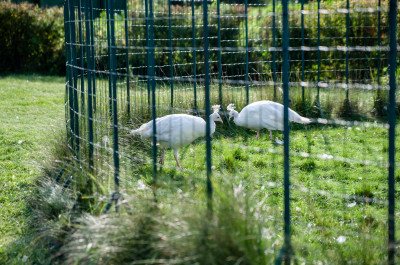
137 180 150 190
275 137 284 145
102 136 110 144
233 184 244 197
336 236 346 244
347 202 356 208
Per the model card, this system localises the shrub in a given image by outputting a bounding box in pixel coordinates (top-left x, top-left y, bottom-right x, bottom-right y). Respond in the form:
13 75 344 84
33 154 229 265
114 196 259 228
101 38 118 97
254 0 390 83
372 90 389 118
337 98 360 119
61 180 276 265
299 160 316 172
309 95 334 118
0 2 65 75
290 92 314 117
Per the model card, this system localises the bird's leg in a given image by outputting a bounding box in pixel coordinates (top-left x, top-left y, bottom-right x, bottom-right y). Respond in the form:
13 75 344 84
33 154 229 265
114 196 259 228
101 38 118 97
256 130 260 140
159 147 165 165
269 130 273 141
173 151 181 169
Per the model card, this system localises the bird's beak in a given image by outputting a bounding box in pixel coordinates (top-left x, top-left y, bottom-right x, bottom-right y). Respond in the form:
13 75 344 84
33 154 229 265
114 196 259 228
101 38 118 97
219 119 223 123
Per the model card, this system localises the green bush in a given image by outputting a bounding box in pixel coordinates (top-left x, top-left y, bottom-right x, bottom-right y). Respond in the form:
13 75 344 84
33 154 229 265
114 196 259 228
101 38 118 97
0 2 65 75
0 1 390 79
93 2 245 82
118 0 390 83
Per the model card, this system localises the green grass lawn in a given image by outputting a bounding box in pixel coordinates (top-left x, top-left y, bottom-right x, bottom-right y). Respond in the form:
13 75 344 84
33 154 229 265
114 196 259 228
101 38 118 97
127 119 400 264
0 75 64 258
51 109 399 264
47 78 399 263
1 74 397 264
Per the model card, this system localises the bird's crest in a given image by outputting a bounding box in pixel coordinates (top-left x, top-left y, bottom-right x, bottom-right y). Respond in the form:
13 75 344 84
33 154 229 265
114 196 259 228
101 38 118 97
227 103 235 112
212 105 221 113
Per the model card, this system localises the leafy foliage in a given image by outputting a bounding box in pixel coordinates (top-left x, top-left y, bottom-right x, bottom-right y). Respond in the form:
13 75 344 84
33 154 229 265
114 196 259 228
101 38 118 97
0 3 65 75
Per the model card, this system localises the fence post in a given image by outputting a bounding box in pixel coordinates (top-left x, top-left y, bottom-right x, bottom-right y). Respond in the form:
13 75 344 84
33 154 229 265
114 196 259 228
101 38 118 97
64 0 75 153
387 0 397 263
217 0 223 105
168 0 174 112
216 0 230 126
272 0 277 101
203 0 212 212
316 0 321 107
84 0 94 172
345 0 349 101
145 0 150 108
282 0 292 263
192 0 199 115
148 0 158 200
377 0 382 98
89 0 96 113
78 0 85 109
245 0 249 105
106 0 113 117
124 0 130 117
109 0 120 211
301 0 305 103
69 0 80 159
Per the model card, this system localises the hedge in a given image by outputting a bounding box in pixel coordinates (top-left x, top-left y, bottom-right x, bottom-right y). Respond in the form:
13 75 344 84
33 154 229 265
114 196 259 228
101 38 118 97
0 2 65 75
0 1 391 80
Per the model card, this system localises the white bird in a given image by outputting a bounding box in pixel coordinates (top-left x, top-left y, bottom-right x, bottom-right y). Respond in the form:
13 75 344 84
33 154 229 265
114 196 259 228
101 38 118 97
130 105 223 168
227 101 311 143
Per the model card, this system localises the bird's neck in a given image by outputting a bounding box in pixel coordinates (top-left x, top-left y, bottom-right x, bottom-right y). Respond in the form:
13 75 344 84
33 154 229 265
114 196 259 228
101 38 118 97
233 114 242 126
209 120 216 135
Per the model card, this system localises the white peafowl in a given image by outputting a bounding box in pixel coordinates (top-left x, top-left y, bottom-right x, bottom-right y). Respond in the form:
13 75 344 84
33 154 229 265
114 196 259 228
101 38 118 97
227 101 311 144
130 105 223 168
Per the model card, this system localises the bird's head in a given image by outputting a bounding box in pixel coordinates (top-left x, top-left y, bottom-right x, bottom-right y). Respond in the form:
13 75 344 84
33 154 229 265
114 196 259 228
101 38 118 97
211 105 223 123
227 103 238 120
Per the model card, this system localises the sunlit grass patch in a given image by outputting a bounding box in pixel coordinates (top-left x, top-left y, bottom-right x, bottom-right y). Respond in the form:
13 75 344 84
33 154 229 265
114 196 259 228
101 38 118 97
0 74 64 262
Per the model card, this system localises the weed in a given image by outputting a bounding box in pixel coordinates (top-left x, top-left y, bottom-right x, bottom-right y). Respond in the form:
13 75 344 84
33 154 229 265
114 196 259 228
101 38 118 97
61 179 277 265
290 94 314 117
253 159 267 168
309 95 334 119
337 98 360 120
219 155 237 172
355 184 375 204
233 148 248 161
372 91 388 118
299 160 316 172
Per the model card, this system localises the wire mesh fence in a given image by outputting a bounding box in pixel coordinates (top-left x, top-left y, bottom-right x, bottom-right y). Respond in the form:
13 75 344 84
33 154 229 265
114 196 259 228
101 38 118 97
63 0 398 263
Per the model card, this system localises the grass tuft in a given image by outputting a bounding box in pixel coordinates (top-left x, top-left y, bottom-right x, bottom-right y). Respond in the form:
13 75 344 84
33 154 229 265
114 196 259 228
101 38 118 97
355 184 374 204
233 148 248 161
289 94 314 118
299 160 316 172
60 178 277 265
337 98 359 119
309 95 334 118
372 91 388 119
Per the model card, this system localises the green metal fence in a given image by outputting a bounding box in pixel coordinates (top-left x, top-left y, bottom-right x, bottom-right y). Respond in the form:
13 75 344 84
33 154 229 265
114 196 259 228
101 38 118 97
63 0 397 263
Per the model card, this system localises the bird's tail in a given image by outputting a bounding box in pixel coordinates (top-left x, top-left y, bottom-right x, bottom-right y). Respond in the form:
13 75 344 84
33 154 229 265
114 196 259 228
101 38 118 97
130 128 142 135
289 109 312 124
297 116 312 124
130 121 153 135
